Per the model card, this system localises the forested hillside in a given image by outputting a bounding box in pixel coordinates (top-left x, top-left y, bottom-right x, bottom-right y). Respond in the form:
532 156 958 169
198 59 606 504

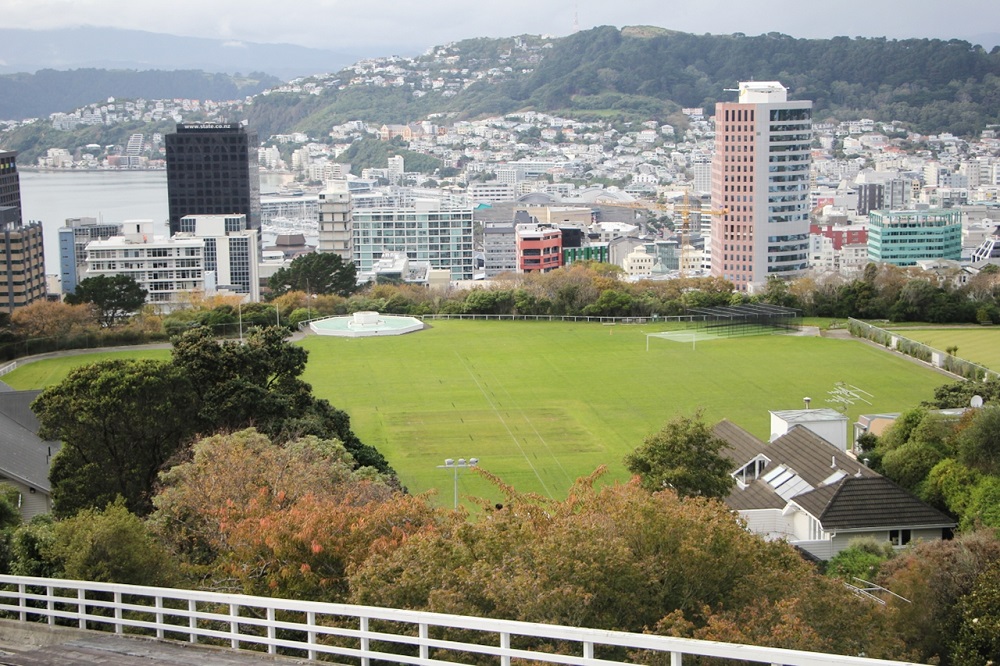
0 69 281 119
506 27 1000 133
255 26 1000 138
4 26 1000 148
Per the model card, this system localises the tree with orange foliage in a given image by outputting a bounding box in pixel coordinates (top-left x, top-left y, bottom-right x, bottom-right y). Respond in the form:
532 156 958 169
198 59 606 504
152 428 435 599
10 300 97 338
348 469 903 660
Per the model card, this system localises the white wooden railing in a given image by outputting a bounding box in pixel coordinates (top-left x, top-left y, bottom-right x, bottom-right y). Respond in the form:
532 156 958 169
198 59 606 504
0 575 924 665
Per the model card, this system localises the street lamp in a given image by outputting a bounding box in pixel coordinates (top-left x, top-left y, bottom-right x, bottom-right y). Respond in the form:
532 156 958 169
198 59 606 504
437 457 479 509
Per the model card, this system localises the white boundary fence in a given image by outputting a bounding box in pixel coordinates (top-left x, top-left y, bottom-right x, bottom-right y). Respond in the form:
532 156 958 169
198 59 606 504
0 575 924 665
0 361 16 378
847 319 998 382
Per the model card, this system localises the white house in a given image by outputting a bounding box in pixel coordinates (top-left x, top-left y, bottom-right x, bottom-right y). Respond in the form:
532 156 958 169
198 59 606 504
716 421 955 560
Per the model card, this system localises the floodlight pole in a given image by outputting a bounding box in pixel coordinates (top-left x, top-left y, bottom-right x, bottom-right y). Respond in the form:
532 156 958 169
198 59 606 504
437 457 479 509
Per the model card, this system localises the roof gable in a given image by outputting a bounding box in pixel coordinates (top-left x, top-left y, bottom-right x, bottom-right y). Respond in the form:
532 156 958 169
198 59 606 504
0 390 58 492
797 477 955 530
763 426 877 488
713 419 766 467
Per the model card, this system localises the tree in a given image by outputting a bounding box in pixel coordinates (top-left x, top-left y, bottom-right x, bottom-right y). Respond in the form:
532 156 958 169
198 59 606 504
153 430 427 599
952 559 1000 664
50 500 177 586
169 326 394 475
825 537 894 581
623 412 734 498
65 274 147 327
32 359 198 517
10 300 96 338
267 252 357 298
152 428 383 563
956 405 1000 475
350 473 901 659
170 325 309 432
878 531 1000 664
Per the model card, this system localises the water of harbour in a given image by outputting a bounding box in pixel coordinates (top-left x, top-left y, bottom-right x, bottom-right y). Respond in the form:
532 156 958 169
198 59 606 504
18 171 290 274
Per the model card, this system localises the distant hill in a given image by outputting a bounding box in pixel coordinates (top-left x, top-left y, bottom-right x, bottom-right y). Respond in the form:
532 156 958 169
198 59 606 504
0 69 282 119
0 27 363 81
253 27 1000 138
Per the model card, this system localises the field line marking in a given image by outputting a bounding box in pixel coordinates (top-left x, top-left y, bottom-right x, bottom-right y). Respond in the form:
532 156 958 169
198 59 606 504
455 353 554 498
490 373 574 486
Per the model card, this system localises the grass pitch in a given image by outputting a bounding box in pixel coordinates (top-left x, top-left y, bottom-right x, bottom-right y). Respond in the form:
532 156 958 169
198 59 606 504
885 327 1000 371
2 349 170 389
3 321 950 508
298 320 948 506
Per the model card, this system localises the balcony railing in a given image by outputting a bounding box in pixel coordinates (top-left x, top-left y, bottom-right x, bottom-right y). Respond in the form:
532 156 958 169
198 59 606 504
0 575 924 665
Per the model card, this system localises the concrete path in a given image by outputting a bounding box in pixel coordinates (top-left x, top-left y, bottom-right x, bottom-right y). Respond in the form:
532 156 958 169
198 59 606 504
0 625 308 665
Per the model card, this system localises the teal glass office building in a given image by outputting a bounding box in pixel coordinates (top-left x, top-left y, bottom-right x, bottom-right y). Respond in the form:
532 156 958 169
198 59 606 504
867 208 962 266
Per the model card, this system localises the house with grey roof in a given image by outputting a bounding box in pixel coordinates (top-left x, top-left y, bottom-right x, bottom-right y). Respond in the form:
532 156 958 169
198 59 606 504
0 389 59 520
715 420 955 560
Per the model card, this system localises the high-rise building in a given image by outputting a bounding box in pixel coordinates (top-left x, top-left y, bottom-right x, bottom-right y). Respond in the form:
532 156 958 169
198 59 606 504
178 215 260 302
515 223 562 273
0 151 46 313
317 182 353 261
710 82 812 291
165 123 261 237
84 221 205 312
352 201 474 281
387 155 404 185
58 217 122 295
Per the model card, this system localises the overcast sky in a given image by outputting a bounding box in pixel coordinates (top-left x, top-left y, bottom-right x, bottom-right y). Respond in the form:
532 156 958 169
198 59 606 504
2 0 999 54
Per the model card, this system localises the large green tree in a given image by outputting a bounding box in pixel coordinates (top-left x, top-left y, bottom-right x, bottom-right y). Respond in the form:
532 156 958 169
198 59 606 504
171 325 310 433
624 412 735 498
170 326 395 475
956 406 1000 476
65 274 147 327
33 359 198 516
267 252 357 298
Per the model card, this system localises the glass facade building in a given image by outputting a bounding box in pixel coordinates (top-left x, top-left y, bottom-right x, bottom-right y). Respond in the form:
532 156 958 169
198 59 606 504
867 208 962 266
352 203 474 281
165 123 261 237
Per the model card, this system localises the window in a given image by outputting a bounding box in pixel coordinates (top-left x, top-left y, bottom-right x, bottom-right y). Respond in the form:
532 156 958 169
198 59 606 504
889 529 911 546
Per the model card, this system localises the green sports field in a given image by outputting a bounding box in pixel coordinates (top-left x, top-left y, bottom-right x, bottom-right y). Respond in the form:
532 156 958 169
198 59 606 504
3 321 950 508
2 349 170 389
298 320 948 505
886 327 1000 371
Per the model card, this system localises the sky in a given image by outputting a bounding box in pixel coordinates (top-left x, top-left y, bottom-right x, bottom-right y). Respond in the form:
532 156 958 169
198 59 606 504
2 0 999 55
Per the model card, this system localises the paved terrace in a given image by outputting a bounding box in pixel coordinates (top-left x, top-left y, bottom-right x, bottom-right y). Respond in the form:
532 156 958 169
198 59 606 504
0 621 305 665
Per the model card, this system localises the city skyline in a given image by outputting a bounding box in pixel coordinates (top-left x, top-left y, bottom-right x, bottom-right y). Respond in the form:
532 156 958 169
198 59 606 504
1 0 998 56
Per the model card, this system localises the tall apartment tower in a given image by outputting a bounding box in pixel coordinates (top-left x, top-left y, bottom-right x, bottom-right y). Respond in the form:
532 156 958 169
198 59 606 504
317 182 353 261
165 123 261 237
710 82 812 291
0 151 46 313
387 155 404 185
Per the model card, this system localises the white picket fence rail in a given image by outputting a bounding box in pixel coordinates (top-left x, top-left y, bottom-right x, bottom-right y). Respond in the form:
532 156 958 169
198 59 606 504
0 575 924 665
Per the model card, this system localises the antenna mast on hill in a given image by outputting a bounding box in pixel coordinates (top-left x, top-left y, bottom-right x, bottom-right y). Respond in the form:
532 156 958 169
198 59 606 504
572 4 580 33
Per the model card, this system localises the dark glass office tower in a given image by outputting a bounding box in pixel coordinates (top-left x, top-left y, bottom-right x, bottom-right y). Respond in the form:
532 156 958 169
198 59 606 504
165 123 261 236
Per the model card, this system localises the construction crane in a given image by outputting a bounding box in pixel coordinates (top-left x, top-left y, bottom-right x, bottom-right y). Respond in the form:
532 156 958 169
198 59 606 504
590 194 725 276
671 192 727 277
